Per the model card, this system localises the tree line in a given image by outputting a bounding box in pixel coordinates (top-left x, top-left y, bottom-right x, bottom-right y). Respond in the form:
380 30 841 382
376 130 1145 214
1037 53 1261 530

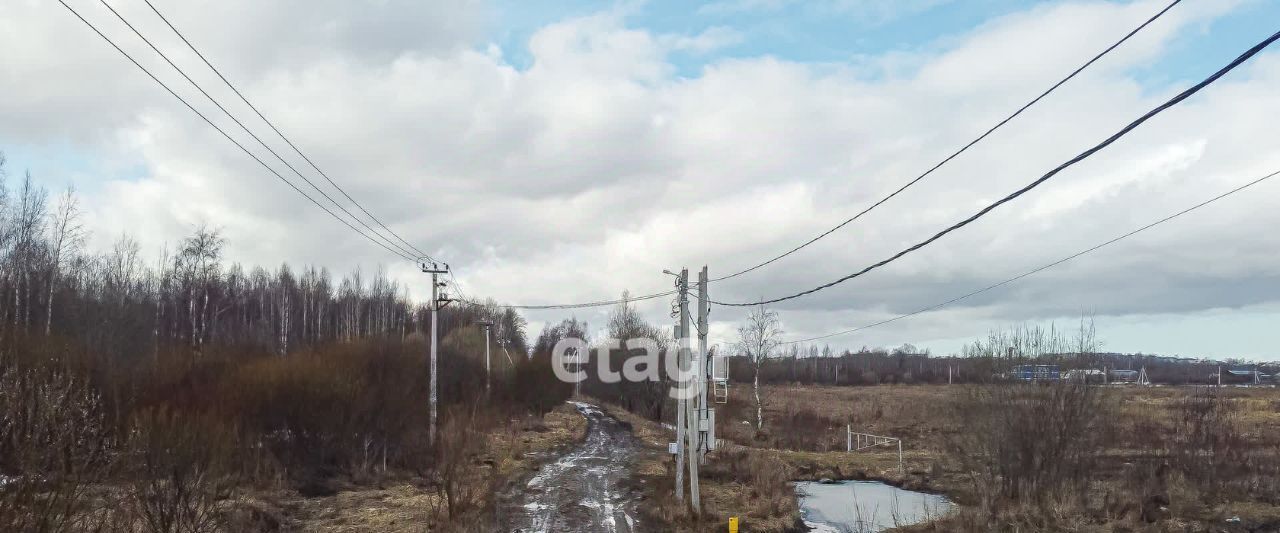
0 155 571 531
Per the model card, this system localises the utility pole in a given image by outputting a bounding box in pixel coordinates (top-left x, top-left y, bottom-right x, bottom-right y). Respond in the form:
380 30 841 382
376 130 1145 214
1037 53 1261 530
672 268 687 502
696 266 710 463
479 319 494 394
666 266 705 514
685 267 700 514
422 262 449 446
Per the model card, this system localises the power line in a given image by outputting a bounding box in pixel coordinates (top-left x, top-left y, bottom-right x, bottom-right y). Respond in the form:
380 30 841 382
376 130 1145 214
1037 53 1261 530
710 0 1183 283
449 277 676 310
58 0 417 261
468 0 1185 310
78 0 650 312
140 0 434 263
94 0 426 262
488 289 677 311
714 28 1280 307
780 166 1280 345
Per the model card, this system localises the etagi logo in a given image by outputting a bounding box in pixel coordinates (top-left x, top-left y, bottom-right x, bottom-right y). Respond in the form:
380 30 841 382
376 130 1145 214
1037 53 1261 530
550 337 701 400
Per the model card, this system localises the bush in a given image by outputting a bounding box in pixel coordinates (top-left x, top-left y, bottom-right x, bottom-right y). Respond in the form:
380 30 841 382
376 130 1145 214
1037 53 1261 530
0 357 110 533
945 382 1108 511
126 408 236 533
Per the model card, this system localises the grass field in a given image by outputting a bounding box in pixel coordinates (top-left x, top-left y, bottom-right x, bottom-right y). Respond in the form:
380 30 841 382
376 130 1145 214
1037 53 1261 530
230 403 589 532
614 383 1280 532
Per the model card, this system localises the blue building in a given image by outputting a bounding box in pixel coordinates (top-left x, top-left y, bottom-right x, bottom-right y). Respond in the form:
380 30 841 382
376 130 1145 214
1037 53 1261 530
1011 364 1060 382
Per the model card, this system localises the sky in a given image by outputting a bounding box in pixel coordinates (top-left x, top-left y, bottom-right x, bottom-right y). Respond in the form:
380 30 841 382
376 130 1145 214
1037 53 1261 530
3 0 1280 359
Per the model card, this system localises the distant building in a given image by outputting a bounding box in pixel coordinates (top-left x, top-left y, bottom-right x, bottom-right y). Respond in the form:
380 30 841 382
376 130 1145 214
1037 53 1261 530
1217 368 1271 386
1110 369 1140 383
1063 368 1105 383
1010 364 1060 382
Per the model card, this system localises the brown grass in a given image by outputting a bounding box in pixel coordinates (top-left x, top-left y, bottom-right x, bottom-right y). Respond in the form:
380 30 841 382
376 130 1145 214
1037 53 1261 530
245 401 589 532
594 399 802 533
732 384 1280 532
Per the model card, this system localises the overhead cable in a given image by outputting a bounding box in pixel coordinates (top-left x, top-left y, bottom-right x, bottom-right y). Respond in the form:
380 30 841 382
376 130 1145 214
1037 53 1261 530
95 0 426 261
140 0 435 262
59 0 418 261
780 166 1280 344
709 0 1184 283
715 28 1280 306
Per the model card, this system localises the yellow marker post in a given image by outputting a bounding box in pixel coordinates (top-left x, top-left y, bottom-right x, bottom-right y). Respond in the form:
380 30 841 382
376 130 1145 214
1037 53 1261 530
728 516 739 533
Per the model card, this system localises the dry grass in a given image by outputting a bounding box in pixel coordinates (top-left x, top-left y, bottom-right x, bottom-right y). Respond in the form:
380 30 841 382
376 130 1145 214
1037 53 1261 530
237 402 588 532
745 384 1280 532
593 398 802 533
272 483 437 532
609 384 1280 532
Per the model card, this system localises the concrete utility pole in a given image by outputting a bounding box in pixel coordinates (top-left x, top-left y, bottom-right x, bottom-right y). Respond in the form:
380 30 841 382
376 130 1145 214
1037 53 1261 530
673 268 687 502
696 266 710 464
685 267 700 514
479 320 494 394
422 262 449 446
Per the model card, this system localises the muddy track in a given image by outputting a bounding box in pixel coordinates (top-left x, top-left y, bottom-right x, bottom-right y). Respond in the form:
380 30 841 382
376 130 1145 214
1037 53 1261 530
497 402 643 533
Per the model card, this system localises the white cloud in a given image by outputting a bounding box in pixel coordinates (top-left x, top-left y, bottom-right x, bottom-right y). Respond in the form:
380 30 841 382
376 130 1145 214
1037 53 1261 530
3 0 1280 357
698 0 952 25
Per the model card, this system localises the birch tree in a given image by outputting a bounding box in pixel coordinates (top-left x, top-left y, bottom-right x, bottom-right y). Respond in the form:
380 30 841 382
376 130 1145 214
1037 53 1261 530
736 304 781 431
44 187 84 335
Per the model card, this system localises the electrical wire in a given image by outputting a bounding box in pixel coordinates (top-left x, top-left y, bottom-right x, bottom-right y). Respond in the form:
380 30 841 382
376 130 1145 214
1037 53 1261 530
95 0 426 262
779 166 1280 345
58 0 418 261
497 289 677 311
709 0 1183 283
140 0 434 263
458 0 1186 310
714 28 1280 307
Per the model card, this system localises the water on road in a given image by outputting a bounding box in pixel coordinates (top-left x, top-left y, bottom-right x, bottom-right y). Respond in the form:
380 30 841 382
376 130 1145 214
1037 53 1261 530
498 402 642 533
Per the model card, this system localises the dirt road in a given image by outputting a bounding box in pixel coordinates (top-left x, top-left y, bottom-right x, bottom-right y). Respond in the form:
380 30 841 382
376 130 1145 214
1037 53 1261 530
498 401 643 533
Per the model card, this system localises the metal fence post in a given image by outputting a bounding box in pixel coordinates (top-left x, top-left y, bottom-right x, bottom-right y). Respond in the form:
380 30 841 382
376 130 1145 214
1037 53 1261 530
898 439 904 476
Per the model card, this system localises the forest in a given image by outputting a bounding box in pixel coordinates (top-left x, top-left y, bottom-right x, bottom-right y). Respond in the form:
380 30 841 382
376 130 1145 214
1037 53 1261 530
0 156 571 531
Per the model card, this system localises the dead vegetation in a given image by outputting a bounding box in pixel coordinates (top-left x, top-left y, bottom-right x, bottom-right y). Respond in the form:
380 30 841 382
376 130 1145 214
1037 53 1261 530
0 331 581 532
706 383 1280 532
594 399 802 533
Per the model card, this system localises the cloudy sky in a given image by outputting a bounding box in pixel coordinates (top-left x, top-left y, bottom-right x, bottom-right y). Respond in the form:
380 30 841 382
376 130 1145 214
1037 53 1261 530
3 0 1280 359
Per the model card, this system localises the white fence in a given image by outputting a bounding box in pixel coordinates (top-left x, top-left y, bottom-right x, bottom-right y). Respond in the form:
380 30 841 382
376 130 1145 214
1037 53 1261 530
846 425 903 476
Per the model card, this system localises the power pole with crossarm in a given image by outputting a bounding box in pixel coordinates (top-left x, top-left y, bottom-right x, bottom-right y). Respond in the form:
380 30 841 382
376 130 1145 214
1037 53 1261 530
421 262 450 446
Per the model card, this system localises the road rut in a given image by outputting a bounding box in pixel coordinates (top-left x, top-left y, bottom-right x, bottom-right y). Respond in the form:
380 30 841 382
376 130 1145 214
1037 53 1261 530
498 401 642 533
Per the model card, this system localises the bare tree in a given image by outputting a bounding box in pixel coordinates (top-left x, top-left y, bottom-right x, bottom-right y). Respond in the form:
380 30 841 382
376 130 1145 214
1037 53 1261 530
177 225 223 351
736 304 782 430
44 186 84 335
276 264 294 355
11 174 47 335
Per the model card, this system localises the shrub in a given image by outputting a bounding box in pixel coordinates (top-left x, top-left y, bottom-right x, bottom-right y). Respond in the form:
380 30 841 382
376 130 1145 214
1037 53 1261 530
945 381 1108 511
126 407 236 533
0 358 110 533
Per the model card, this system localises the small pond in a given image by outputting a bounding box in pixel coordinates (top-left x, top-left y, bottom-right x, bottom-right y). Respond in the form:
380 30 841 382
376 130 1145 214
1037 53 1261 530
795 480 951 532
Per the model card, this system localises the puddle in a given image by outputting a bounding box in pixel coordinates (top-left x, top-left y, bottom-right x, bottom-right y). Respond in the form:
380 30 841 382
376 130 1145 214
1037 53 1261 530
795 480 950 532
